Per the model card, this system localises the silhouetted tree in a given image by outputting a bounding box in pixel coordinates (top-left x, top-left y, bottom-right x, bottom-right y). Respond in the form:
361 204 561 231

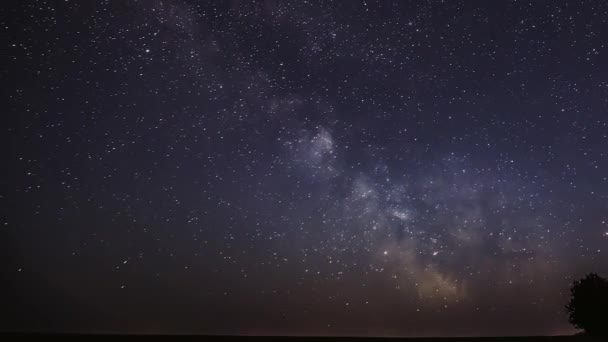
565 273 608 337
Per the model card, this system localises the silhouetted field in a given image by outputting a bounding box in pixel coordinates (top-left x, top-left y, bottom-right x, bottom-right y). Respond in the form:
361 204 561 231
0 334 604 341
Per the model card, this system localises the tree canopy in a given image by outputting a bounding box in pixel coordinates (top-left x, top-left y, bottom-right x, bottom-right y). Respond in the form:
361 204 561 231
565 273 608 337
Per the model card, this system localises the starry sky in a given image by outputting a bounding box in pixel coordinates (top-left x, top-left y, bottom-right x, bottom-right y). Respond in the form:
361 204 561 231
3 0 608 337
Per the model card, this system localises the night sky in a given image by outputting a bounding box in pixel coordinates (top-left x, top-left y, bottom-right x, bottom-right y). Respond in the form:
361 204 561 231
3 0 608 337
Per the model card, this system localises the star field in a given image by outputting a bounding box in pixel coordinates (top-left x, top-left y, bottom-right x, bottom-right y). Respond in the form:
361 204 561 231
3 0 608 337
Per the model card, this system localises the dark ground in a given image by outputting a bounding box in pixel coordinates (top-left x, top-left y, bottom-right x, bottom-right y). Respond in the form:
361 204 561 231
0 334 605 341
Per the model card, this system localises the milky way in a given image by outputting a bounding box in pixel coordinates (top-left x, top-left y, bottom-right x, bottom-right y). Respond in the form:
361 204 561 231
3 0 608 337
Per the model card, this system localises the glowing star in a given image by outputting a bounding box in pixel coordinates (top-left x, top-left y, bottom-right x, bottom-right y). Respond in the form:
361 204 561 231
432 251 439 256
383 251 388 255
391 209 410 221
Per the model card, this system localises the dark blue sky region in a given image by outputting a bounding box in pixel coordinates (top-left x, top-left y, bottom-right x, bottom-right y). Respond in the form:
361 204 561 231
3 0 608 337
